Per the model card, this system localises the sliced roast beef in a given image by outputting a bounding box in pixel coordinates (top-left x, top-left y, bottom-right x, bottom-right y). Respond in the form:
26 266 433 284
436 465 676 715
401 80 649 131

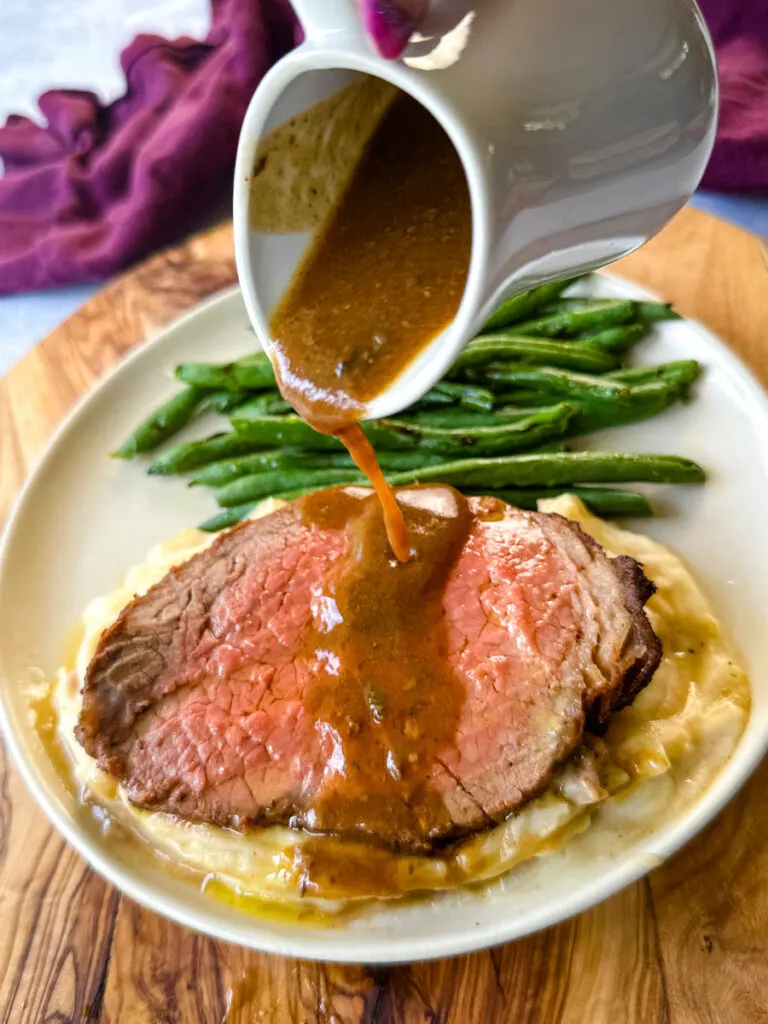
76 487 661 852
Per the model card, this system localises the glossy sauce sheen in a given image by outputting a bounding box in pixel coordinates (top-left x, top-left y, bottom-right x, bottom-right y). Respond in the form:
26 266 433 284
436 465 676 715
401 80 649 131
336 424 410 561
268 91 472 558
298 486 473 848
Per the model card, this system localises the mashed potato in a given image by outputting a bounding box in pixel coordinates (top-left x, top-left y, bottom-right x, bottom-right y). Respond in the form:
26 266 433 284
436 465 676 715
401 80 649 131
49 496 750 907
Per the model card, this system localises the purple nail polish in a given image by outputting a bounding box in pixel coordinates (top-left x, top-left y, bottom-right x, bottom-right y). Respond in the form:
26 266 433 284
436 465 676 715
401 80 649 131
360 0 428 59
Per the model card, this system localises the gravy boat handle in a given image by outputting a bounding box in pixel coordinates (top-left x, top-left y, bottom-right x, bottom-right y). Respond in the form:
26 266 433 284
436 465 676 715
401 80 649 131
290 0 365 45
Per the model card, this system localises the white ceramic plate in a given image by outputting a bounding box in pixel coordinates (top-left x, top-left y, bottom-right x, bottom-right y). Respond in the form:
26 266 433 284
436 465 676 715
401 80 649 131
1 275 767 964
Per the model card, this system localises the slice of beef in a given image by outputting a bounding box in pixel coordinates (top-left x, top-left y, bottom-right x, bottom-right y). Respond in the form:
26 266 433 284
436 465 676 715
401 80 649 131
76 489 661 852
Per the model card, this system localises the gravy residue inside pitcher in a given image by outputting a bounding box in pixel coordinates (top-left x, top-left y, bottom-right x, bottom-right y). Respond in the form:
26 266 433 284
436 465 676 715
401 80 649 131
251 82 472 558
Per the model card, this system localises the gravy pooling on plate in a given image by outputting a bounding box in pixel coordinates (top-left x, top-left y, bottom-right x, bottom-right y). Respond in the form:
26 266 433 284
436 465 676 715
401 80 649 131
257 86 472 558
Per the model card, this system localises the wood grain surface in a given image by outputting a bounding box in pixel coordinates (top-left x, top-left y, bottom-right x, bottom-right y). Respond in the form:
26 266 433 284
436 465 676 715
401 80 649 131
1 207 767 1024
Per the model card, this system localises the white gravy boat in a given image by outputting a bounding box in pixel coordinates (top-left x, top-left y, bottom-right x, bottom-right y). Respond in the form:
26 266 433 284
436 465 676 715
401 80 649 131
233 0 717 420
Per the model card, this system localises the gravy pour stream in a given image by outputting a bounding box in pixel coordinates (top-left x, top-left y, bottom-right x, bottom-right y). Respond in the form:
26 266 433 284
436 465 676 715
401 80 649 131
266 89 472 559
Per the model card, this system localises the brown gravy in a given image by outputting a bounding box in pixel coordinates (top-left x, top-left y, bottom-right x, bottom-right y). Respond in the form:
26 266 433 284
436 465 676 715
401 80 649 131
265 89 472 557
336 424 411 561
299 485 472 849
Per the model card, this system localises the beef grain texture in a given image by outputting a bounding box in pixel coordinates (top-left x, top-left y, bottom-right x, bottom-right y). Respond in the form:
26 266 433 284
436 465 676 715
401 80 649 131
77 494 661 852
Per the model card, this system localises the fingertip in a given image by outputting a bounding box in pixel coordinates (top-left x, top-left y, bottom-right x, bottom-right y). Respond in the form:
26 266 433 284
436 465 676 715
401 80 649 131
360 0 428 59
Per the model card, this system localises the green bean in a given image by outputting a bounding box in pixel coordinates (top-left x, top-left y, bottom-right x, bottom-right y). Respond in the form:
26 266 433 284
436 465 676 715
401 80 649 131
535 298 601 315
366 408 575 455
493 385 638 408
189 448 450 487
208 390 253 413
634 301 681 323
508 299 636 338
230 393 293 418
199 503 258 532
494 381 689 436
575 323 648 352
607 359 701 387
414 380 685 436
410 389 454 408
482 278 583 331
189 451 344 486
451 336 618 375
385 451 705 488
569 382 684 434
470 487 653 517
490 390 558 407
232 405 574 455
491 365 687 406
175 353 275 392
369 451 456 469
427 381 495 412
230 450 703 501
478 366 631 402
247 450 704 495
398 407 539 429
230 416 343 451
541 298 679 325
147 432 274 475
216 468 365 507
113 387 206 458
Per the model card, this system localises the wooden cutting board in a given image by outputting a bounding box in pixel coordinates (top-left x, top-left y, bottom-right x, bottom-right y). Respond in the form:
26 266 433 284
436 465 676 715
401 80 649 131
1 207 767 1024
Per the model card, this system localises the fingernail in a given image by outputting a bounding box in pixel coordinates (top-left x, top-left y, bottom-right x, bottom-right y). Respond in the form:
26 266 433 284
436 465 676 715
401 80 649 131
360 0 428 59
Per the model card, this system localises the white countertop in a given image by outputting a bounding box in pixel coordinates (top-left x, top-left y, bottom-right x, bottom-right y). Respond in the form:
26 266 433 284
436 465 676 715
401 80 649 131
1 0 767 379
0 0 209 126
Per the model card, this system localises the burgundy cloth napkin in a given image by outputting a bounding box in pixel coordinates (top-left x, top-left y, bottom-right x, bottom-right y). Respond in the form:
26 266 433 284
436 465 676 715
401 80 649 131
0 0 766 294
0 0 298 294
699 0 768 191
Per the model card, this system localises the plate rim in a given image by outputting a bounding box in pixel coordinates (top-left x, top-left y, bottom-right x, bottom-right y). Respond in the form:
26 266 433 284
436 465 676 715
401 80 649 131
1 276 767 964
